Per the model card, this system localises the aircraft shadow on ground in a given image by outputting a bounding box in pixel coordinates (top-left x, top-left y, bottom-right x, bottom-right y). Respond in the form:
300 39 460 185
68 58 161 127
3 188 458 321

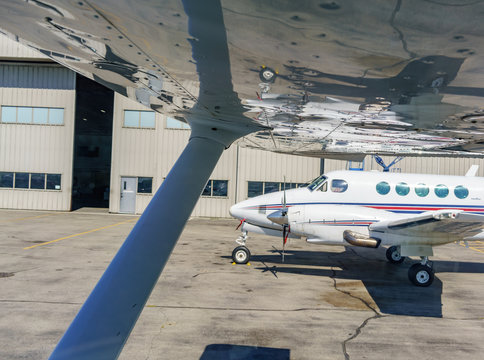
199 344 290 360
227 247 484 318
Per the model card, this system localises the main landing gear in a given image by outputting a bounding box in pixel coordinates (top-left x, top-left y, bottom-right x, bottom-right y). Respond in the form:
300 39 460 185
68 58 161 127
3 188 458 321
408 257 434 287
386 245 405 264
385 246 434 287
232 231 251 264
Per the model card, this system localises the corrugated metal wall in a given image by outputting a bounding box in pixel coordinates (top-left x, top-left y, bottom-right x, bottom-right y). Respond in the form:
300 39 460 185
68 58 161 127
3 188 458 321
110 94 321 217
324 156 484 177
0 65 76 211
0 35 48 59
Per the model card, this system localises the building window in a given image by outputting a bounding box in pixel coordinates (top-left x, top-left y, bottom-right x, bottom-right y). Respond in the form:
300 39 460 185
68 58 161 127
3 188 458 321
1 106 64 125
376 181 390 195
46 174 62 190
454 185 469 199
0 172 61 190
0 172 14 188
137 177 153 194
247 181 305 197
415 183 429 197
202 180 228 197
30 173 46 189
166 117 190 129
123 110 155 129
15 172 29 189
434 184 449 198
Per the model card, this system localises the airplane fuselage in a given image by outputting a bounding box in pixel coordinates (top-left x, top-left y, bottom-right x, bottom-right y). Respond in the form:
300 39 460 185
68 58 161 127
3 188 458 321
230 170 484 247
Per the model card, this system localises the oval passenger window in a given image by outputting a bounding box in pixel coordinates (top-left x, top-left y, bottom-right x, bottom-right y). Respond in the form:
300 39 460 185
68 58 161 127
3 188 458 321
415 183 429 197
434 184 449 198
331 179 348 193
395 182 410 196
454 185 469 199
376 181 390 195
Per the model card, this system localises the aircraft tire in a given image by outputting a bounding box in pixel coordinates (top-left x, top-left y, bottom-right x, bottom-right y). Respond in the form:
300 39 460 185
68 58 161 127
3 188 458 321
386 246 405 264
232 246 251 264
408 263 434 287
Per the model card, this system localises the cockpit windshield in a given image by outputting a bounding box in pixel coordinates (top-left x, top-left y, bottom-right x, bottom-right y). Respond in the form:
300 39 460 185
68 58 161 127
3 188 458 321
307 174 327 191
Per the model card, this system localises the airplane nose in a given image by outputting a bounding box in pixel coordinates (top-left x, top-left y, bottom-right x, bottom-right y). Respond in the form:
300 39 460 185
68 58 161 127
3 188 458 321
229 203 242 219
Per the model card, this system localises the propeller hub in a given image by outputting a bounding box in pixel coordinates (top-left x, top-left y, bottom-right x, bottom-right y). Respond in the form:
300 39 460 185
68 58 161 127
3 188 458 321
267 210 288 225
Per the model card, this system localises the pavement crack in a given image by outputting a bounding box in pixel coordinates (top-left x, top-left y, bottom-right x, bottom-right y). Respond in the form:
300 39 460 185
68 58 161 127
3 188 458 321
389 0 417 58
329 266 385 360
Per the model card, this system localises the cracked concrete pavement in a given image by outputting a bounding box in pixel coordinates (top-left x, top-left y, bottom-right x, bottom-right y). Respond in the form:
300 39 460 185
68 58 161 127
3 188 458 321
0 210 484 359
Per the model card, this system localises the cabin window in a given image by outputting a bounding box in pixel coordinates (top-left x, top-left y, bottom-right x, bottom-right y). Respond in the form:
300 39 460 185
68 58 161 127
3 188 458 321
395 182 410 196
434 184 449 198
331 179 348 193
454 185 469 199
415 183 429 197
376 181 390 195
308 174 327 191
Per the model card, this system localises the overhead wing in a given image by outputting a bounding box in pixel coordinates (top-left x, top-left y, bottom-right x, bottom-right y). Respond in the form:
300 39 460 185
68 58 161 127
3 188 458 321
370 210 484 239
0 0 483 157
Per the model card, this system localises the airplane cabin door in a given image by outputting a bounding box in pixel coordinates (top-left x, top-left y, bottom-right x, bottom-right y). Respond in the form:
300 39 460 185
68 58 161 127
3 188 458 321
120 177 136 213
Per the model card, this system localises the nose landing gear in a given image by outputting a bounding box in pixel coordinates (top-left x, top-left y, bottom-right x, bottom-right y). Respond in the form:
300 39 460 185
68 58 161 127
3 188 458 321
232 231 252 264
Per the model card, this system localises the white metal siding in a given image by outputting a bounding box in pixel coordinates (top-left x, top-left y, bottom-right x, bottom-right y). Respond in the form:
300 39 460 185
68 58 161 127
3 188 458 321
0 68 76 211
109 94 322 217
324 156 484 177
0 35 48 59
0 64 75 89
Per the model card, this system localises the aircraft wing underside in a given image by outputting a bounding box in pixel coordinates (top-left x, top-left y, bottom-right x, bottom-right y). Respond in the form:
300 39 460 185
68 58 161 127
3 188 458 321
0 0 483 158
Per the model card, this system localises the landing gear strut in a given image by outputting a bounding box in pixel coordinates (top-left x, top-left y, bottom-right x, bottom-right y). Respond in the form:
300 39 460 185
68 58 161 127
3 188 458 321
386 246 405 264
232 231 251 264
408 256 434 287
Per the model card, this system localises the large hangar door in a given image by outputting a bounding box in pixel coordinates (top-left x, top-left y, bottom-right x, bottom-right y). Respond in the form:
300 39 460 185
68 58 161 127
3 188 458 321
72 74 114 210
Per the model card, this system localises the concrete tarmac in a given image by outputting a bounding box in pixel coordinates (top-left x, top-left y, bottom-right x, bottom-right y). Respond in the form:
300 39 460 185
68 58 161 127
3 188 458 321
0 209 483 359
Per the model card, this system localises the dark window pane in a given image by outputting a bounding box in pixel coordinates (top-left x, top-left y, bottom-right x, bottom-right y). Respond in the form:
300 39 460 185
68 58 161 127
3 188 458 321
264 182 280 194
248 181 263 198
46 174 61 190
212 180 228 197
30 173 45 189
0 172 14 187
202 181 212 196
15 172 29 188
137 177 152 193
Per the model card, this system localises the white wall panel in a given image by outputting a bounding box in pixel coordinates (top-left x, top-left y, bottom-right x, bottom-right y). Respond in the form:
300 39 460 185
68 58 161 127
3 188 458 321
0 35 48 59
0 66 76 211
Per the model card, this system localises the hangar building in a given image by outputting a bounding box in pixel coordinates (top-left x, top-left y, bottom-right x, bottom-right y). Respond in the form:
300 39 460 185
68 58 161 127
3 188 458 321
1 36 483 217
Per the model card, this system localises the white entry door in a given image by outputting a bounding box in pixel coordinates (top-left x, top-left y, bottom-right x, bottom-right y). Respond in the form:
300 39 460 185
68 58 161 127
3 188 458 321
120 177 136 213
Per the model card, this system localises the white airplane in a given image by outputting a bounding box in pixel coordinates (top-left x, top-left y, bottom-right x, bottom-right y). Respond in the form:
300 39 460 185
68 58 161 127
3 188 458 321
229 167 484 287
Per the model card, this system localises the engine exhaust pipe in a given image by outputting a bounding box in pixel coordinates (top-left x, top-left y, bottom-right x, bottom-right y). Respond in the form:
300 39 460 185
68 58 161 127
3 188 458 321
343 230 381 248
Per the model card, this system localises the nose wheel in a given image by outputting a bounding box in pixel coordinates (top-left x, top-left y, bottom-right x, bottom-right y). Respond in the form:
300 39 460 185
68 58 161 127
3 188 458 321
232 246 251 264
